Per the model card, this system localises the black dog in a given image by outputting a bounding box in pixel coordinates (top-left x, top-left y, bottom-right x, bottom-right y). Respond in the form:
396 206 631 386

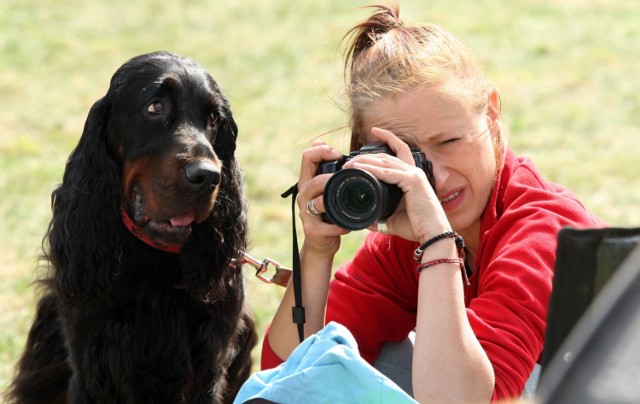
6 51 257 404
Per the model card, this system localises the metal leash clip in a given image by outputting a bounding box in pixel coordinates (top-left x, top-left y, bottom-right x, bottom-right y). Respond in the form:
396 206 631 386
233 252 292 287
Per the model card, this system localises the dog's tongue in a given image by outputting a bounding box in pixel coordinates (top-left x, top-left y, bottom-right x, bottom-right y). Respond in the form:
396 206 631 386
169 210 196 227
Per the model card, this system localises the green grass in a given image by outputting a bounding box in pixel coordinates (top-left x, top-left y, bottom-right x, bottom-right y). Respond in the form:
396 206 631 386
2 0 639 393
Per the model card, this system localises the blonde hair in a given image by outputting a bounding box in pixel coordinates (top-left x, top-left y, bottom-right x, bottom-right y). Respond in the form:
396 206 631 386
342 3 507 163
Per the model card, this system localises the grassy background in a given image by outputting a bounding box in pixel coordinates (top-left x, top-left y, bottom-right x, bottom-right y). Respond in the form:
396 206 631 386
1 0 639 393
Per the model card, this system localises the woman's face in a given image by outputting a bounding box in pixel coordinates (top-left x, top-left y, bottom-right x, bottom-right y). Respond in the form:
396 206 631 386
361 88 500 237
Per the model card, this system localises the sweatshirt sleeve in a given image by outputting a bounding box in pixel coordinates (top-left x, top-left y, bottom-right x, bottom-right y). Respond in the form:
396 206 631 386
260 324 286 370
325 233 420 363
261 232 420 370
469 161 605 400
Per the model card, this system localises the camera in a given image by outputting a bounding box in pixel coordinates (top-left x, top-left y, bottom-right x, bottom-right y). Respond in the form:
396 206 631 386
318 142 435 230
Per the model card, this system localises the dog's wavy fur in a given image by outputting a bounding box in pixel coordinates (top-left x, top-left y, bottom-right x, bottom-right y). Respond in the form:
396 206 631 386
6 51 257 404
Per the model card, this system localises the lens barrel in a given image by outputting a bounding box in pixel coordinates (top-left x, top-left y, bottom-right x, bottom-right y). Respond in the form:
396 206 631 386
322 168 402 230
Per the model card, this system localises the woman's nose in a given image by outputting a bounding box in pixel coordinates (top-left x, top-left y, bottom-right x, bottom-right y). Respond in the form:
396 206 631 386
430 160 449 192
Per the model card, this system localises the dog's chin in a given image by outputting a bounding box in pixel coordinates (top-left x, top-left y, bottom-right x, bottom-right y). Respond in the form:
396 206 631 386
126 191 212 247
144 219 194 246
142 221 191 246
132 204 207 247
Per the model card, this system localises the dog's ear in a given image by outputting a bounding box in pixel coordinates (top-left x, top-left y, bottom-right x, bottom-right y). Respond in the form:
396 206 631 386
47 95 123 311
214 106 238 162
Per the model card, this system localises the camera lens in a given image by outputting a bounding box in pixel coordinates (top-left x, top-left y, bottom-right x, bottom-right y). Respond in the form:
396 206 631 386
341 180 374 215
323 168 401 230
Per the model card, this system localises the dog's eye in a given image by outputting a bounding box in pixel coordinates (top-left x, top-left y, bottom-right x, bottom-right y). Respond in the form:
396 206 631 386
208 112 218 128
147 101 165 115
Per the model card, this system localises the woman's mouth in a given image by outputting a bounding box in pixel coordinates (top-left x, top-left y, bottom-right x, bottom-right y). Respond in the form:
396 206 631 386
438 189 464 210
439 191 460 203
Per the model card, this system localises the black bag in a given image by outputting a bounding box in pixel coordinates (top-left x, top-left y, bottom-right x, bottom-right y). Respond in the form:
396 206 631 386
537 227 640 403
541 227 640 369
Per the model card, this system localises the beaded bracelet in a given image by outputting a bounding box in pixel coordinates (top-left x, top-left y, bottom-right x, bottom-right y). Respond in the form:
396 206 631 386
413 230 465 263
416 258 470 286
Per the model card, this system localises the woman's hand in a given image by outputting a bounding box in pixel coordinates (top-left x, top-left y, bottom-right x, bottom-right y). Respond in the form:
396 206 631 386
343 127 451 244
297 140 351 257
267 140 350 356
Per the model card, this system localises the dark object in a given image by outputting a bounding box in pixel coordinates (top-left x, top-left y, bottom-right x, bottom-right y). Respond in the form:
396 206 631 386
413 230 464 262
541 227 640 369
318 142 434 230
6 52 257 404
537 227 640 403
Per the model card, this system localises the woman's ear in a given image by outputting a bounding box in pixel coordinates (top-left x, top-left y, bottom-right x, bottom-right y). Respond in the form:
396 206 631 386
486 87 501 138
485 86 508 167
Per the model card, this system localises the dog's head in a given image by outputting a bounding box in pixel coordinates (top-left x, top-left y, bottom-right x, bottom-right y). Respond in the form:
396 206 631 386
104 51 239 249
49 52 246 307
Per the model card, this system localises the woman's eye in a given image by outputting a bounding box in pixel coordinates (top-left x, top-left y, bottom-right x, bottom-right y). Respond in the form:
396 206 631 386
440 137 460 145
147 101 164 115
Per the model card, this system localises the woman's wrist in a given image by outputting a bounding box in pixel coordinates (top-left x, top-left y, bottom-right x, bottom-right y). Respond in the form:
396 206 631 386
416 221 451 244
416 236 470 286
415 231 465 263
300 239 340 262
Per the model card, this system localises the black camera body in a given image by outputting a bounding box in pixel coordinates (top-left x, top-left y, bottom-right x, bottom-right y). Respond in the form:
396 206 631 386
318 142 435 230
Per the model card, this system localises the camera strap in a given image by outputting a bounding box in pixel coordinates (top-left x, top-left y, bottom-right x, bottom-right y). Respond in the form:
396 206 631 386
281 183 306 343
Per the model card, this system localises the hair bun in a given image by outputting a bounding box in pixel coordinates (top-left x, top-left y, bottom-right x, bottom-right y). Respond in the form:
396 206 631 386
343 4 403 67
367 4 404 35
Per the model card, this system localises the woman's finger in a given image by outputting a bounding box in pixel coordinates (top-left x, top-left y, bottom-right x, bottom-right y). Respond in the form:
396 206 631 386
369 127 414 163
299 142 343 183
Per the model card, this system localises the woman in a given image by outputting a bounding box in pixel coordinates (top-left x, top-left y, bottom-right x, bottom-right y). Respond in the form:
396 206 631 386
262 4 604 402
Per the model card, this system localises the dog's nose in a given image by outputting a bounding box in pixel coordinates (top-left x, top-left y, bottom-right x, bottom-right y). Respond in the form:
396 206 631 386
184 162 221 191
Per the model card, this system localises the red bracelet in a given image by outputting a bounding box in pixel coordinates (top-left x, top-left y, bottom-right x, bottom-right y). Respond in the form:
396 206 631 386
416 258 470 286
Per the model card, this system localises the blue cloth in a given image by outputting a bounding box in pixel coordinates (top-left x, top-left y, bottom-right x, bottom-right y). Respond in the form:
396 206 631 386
234 322 417 403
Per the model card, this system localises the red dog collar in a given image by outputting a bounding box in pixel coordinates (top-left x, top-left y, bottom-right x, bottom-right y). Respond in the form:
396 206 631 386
120 206 182 254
